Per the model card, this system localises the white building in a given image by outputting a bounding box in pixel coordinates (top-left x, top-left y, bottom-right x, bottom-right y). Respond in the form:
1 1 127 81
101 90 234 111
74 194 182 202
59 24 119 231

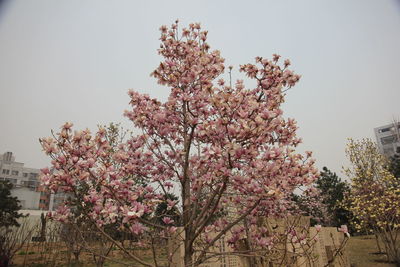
0 151 69 211
0 151 41 210
374 121 400 158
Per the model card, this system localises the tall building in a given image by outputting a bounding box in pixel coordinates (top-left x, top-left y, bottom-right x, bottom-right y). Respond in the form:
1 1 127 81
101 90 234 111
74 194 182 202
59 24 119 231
0 151 53 210
374 121 400 158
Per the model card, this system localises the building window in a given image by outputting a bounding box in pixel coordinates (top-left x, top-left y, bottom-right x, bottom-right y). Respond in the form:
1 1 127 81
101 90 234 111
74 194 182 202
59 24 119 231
3 152 12 162
29 173 38 179
379 127 391 133
11 170 19 176
379 124 400 133
2 169 10 175
23 173 28 178
381 135 398 145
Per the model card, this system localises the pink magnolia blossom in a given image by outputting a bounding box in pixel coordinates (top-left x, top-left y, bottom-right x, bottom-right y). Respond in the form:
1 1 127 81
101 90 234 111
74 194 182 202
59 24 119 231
130 223 145 235
162 217 174 225
338 225 350 237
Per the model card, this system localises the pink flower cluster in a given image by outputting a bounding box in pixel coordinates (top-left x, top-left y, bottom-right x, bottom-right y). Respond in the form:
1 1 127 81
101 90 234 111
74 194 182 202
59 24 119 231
39 123 162 235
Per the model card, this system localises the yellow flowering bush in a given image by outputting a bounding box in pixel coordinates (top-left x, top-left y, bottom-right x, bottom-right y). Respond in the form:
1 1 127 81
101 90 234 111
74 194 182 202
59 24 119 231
344 138 400 263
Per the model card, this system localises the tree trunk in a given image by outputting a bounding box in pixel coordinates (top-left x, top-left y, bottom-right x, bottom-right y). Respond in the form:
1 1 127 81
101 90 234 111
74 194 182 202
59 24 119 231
244 218 257 267
73 250 80 262
184 245 194 267
374 233 382 253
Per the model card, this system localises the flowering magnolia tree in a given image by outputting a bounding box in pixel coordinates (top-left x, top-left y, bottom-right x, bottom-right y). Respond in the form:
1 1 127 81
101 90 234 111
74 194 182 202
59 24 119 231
40 21 319 267
291 186 329 226
344 138 400 264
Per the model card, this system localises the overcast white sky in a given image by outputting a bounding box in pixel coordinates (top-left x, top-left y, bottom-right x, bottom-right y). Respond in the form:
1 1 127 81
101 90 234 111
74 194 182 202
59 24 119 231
0 0 399 177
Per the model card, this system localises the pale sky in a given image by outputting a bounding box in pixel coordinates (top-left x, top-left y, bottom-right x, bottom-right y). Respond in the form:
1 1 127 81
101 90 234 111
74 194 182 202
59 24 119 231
0 0 399 177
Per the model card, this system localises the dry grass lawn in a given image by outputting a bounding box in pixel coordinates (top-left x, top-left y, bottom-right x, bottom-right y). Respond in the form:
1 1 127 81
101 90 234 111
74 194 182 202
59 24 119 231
347 235 397 267
12 235 399 266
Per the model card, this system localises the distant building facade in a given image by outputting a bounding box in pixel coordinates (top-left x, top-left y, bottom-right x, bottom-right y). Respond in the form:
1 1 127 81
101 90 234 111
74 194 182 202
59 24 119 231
0 151 64 210
374 121 400 158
